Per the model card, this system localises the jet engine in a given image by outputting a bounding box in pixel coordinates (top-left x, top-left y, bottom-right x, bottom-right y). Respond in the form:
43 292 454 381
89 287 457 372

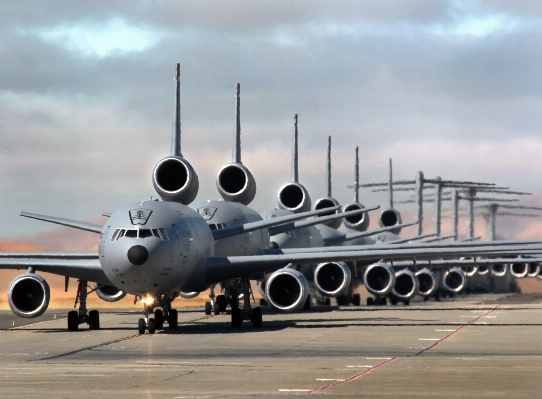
314 197 342 229
415 268 438 297
363 262 396 297
477 264 490 276
342 202 370 231
378 208 403 234
459 257 477 277
178 291 200 299
94 283 127 302
442 267 466 293
510 260 529 278
153 155 199 205
265 268 309 312
277 182 311 214
314 261 351 297
8 273 50 318
491 263 508 277
391 269 419 302
527 262 541 278
216 162 256 205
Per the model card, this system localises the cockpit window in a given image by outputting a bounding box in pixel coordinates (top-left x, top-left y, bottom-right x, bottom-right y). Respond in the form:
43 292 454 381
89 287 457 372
111 228 169 241
209 223 228 231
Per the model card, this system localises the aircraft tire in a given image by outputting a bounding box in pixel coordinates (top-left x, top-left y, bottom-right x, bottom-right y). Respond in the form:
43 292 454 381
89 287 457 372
252 307 262 328
168 309 178 329
216 295 227 312
403 300 410 306
231 307 242 328
213 303 220 316
204 302 212 315
138 318 146 334
154 309 164 329
390 296 398 306
67 311 79 331
380 297 387 306
303 294 312 310
352 294 361 306
88 310 100 330
366 297 374 306
148 318 156 334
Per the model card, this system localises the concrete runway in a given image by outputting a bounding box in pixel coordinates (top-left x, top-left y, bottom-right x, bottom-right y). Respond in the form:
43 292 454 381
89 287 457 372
1 294 542 398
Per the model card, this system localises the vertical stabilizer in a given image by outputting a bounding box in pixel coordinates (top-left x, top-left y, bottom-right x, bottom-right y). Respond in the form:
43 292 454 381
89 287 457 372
467 188 476 238
292 115 299 183
354 146 359 203
452 189 459 240
433 176 442 236
171 63 182 157
415 171 424 236
233 83 241 163
326 136 332 197
388 158 393 208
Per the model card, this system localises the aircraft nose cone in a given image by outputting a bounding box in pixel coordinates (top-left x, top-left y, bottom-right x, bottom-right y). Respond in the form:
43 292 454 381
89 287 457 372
127 245 149 265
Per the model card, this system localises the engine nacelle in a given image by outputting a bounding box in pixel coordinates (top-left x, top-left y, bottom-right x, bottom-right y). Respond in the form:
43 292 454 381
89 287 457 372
94 283 127 302
265 268 309 312
314 197 341 229
459 257 477 277
477 264 490 276
277 182 311 214
491 263 508 277
391 269 419 301
216 163 256 205
178 291 200 299
510 260 529 278
378 208 403 234
8 273 50 318
415 268 438 297
527 262 541 278
342 202 370 231
314 262 351 297
153 156 199 205
442 267 466 293
363 262 396 297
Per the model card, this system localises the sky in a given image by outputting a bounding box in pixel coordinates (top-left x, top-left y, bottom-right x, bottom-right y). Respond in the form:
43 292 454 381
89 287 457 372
1 0 542 242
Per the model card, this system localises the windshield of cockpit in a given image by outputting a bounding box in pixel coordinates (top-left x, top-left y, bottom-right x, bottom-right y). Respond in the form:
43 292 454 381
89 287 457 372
110 228 169 241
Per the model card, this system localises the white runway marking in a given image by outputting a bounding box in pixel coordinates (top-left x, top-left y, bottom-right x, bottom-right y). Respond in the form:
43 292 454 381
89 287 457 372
346 365 373 368
435 329 455 332
279 389 311 392
366 357 392 360
316 379 345 381
419 338 440 341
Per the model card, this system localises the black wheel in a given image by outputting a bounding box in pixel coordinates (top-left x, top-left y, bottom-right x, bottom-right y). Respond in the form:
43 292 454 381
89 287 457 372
168 309 178 329
154 309 164 329
423 296 429 302
303 294 312 310
148 318 156 334
231 307 242 328
230 294 239 310
380 297 387 306
204 301 212 315
216 295 227 312
88 310 100 330
68 311 79 331
366 297 374 306
138 318 146 334
324 297 331 306
352 294 361 306
213 303 220 316
403 300 410 306
259 298 268 306
252 307 262 328
390 296 398 306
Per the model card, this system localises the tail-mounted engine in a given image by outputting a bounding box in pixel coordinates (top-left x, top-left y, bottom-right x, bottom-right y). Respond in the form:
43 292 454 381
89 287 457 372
491 263 508 277
314 197 342 229
178 291 200 299
8 273 50 318
153 155 199 204
510 259 529 278
391 269 419 301
265 268 309 312
378 208 403 234
415 268 438 297
342 202 370 231
216 162 256 205
314 261 351 297
363 262 396 297
94 283 127 302
442 267 466 293
277 182 311 214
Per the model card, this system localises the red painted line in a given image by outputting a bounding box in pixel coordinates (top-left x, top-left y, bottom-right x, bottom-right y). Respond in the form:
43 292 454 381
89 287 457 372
308 357 398 393
416 304 501 356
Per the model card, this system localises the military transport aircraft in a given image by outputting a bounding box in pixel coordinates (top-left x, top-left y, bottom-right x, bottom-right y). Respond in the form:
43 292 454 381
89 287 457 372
1 64 542 335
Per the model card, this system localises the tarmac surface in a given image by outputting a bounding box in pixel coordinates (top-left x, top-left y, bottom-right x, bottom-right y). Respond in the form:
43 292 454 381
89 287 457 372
1 294 542 398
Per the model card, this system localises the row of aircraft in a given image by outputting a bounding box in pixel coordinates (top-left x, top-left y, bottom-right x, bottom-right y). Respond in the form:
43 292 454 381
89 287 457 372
2 64 542 334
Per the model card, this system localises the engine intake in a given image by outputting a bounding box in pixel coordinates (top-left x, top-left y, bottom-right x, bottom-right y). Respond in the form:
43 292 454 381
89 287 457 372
265 268 309 312
527 262 541 278
378 208 403 234
459 257 477 277
442 267 466 293
477 264 490 275
216 163 256 205
277 182 311 214
8 273 50 318
510 260 529 278
314 262 351 297
391 269 419 301
94 283 126 302
153 156 199 204
342 202 370 231
178 291 200 299
363 263 396 297
314 197 341 229
491 263 508 277
415 268 438 297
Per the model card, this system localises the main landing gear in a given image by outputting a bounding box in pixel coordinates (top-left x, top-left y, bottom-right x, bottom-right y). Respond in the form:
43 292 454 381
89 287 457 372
137 294 179 334
204 284 227 316
231 277 262 328
67 279 100 331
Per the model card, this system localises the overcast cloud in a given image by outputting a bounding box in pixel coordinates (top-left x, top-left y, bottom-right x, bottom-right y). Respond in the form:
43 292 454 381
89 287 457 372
1 0 542 239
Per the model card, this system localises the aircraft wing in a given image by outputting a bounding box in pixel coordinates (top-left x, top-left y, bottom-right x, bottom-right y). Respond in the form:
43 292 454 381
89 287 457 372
387 257 542 268
20 211 103 234
323 221 418 246
0 252 109 284
204 244 542 284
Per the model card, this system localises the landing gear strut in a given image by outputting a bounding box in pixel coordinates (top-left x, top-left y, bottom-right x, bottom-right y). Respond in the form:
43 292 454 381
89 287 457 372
137 294 178 334
231 277 262 328
68 280 100 331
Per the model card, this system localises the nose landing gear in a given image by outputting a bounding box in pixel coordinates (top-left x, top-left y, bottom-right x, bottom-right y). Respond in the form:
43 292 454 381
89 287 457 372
137 294 178 334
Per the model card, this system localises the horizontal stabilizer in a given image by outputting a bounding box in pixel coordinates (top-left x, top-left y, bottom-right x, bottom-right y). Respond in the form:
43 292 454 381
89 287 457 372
20 211 103 234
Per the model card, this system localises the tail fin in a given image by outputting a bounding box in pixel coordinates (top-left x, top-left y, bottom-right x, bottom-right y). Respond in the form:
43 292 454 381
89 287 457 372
326 136 332 197
233 83 241 163
354 146 359 203
292 114 299 183
171 63 182 157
